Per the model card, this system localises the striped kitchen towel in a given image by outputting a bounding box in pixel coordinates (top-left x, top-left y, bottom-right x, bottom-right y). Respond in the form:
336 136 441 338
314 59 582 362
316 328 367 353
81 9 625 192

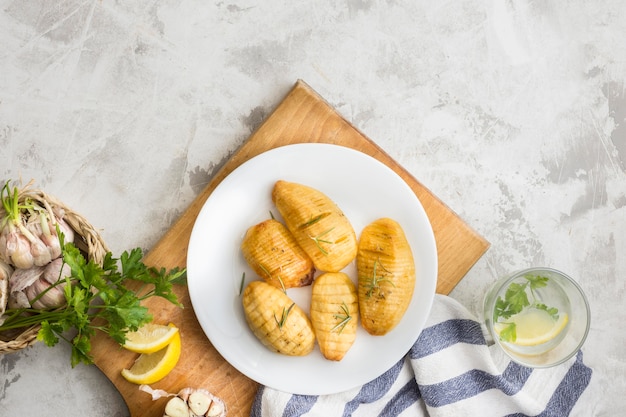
250 294 593 417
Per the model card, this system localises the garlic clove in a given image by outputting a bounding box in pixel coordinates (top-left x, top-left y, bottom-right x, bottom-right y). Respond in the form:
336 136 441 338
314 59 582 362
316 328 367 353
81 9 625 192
177 387 192 402
207 400 225 417
8 290 30 309
25 279 49 309
9 265 45 293
27 279 66 309
42 258 71 285
55 216 75 243
164 396 191 417
6 232 34 269
30 237 52 266
187 391 211 416
26 215 62 262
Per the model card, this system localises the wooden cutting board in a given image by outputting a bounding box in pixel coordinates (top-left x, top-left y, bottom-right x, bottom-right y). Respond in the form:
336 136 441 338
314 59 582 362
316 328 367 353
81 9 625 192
90 80 489 417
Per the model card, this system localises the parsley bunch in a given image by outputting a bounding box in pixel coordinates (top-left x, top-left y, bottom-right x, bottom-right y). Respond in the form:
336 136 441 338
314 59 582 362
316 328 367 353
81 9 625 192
0 236 186 367
493 274 559 342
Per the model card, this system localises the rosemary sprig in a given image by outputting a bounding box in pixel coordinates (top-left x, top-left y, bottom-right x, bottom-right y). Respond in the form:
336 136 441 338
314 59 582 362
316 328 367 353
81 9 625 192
330 302 352 334
274 303 295 329
258 263 285 292
364 259 395 298
302 214 324 228
310 227 334 255
239 272 246 295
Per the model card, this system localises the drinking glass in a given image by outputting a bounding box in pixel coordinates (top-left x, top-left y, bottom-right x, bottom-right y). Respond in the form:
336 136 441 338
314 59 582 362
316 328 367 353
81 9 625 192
483 267 590 368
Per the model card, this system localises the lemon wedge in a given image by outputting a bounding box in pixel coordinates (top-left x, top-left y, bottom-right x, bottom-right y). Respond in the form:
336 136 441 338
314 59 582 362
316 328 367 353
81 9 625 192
121 330 181 385
123 323 179 354
495 308 569 347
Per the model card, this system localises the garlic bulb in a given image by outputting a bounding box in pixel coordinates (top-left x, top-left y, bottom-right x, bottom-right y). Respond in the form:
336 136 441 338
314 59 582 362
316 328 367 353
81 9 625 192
139 385 227 417
8 258 70 310
0 181 75 270
7 265 44 309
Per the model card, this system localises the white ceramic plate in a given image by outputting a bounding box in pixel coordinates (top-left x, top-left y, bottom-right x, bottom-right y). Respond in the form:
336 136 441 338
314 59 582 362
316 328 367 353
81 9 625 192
187 143 437 395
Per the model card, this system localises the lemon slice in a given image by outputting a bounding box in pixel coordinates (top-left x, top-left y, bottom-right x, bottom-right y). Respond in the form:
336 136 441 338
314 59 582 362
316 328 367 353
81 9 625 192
123 323 179 354
121 330 181 385
495 309 569 347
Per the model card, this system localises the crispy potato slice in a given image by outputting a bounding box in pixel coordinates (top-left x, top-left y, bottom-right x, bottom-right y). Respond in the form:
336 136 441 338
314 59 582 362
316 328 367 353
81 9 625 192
242 281 315 356
241 219 315 290
272 180 357 272
357 218 415 335
310 272 358 361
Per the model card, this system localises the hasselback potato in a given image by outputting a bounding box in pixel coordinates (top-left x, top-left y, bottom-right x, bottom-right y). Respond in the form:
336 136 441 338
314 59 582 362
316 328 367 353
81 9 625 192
242 281 315 356
310 272 358 361
357 217 415 335
272 180 357 272
241 219 315 290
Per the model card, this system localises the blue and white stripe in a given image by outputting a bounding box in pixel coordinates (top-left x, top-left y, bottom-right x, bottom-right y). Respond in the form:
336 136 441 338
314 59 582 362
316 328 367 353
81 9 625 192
251 294 592 417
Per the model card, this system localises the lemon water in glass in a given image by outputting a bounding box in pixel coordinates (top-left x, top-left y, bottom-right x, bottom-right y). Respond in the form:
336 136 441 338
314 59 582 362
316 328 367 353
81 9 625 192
483 267 590 368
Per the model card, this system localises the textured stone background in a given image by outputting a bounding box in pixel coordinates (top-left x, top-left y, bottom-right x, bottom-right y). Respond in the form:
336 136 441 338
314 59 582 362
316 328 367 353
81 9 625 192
1 1 624 415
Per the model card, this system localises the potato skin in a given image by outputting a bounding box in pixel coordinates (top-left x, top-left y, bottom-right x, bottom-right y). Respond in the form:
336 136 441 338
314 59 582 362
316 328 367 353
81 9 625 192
242 281 315 356
241 219 315 289
310 272 358 361
272 180 357 272
357 218 416 336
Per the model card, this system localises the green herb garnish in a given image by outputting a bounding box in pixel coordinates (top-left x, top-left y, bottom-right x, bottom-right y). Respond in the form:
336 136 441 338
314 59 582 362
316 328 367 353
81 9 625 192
310 227 334 255
330 302 352 334
363 259 395 298
0 234 186 367
302 214 324 228
497 322 517 342
493 274 559 342
239 272 246 295
257 263 285 292
274 303 295 329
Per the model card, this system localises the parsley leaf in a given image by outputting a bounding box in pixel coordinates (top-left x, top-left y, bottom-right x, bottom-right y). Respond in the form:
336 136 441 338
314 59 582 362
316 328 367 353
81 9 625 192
525 274 549 290
498 322 517 343
39 321 60 346
504 282 530 313
535 303 560 320
494 282 528 321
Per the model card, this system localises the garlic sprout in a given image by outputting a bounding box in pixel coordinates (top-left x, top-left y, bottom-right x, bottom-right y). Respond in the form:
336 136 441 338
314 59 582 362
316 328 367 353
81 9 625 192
139 385 227 417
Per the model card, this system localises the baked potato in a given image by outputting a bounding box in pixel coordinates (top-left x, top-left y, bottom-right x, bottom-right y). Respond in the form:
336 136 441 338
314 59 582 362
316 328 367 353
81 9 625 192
357 217 415 335
310 272 358 361
272 180 357 272
242 281 315 356
241 219 315 290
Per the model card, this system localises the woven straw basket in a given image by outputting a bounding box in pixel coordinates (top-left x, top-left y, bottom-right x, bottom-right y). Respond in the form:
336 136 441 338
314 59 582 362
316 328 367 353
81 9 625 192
0 184 109 353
